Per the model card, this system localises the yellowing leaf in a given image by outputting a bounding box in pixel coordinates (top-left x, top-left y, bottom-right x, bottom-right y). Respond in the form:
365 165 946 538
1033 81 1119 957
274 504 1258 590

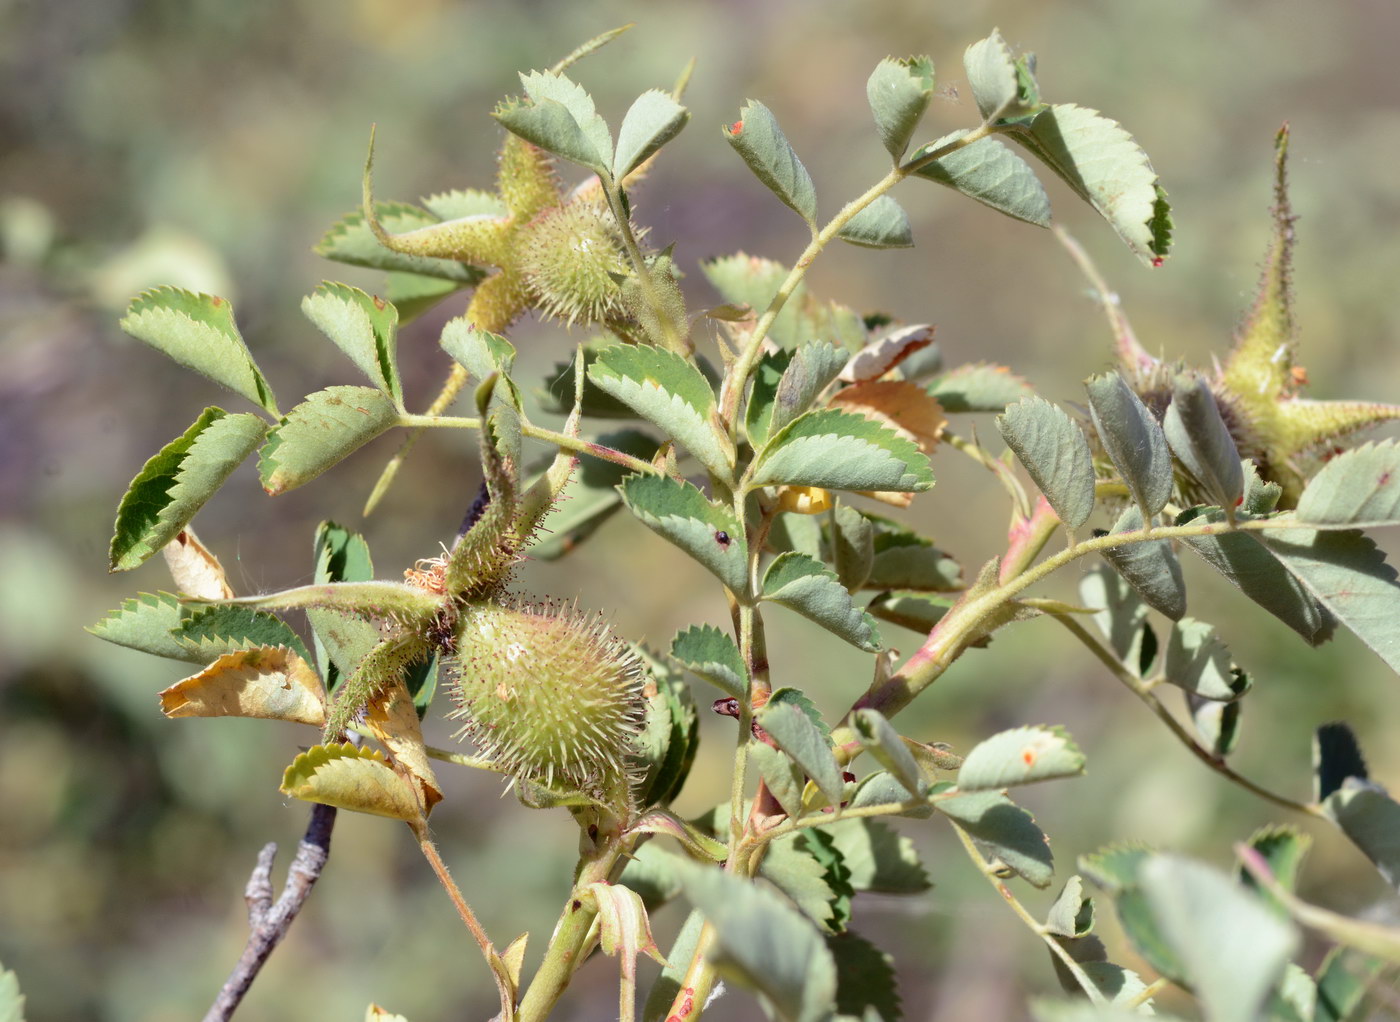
364 678 443 814
160 646 326 726
281 742 425 821
161 527 234 600
776 485 833 514
830 380 946 452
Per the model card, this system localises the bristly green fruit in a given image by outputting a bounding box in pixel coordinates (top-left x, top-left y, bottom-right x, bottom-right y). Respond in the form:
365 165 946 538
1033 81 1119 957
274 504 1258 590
449 601 648 804
517 196 631 326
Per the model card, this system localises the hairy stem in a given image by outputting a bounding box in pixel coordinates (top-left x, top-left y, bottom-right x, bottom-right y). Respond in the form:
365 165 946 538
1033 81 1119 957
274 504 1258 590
1053 613 1323 817
399 414 659 475
202 803 337 1022
951 822 1106 1006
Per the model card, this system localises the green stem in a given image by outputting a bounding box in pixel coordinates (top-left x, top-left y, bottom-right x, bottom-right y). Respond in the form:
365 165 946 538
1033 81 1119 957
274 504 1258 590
400 414 659 475
1052 613 1323 817
951 822 1106 1006
423 745 508 773
604 182 688 354
516 839 626 1022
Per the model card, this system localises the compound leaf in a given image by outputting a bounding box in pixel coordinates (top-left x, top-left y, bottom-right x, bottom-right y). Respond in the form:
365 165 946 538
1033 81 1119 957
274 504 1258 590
109 408 268 571
174 604 313 666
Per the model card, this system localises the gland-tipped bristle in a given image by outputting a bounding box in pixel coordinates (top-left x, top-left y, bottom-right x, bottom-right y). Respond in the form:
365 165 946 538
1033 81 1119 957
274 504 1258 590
447 601 648 802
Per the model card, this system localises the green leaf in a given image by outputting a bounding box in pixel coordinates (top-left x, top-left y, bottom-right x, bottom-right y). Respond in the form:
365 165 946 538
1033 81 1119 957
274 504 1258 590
301 282 402 406
1262 526 1400 673
964 30 1023 120
220 580 440 626
618 841 683 910
671 858 838 1022
767 687 834 744
174 604 313 666
752 743 806 819
384 270 466 325
866 55 934 161
760 832 843 933
1139 855 1298 1022
670 624 747 698
997 397 1096 530
1045 876 1095 938
1163 618 1248 701
589 344 734 480
109 408 268 570
849 770 933 818
1101 505 1187 621
643 909 705 1022
87 591 196 662
494 70 613 176
867 591 953 634
1004 103 1171 264
614 89 690 179
1163 375 1243 512
912 132 1051 228
957 725 1085 790
1187 685 1244 757
0 959 25 1022
1175 507 1332 644
529 429 659 559
828 932 900 1022
852 708 925 799
258 386 400 495
724 100 818 227
120 287 278 416
824 818 930 893
1324 782 1400 894
926 361 1034 412
309 521 378 694
1313 948 1385 1022
750 341 850 450
1078 844 1187 984
752 409 933 493
1296 441 1400 528
1238 825 1311 918
830 505 875 591
634 657 698 810
938 790 1054 888
866 519 963 591
757 697 845 808
618 474 748 593
837 195 913 249
540 346 645 419
1086 373 1173 520
761 552 882 653
315 201 489 282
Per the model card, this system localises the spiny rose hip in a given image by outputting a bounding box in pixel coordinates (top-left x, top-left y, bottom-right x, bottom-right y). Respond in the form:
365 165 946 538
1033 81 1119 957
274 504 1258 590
448 601 647 801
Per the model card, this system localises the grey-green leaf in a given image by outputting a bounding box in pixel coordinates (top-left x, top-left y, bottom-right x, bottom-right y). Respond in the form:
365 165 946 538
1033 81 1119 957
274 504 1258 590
755 340 850 449
1086 373 1173 519
1080 564 1149 663
963 30 1022 121
257 387 400 496
1102 504 1187 621
957 725 1085 791
301 282 402 406
120 287 278 416
0 959 25 1022
1324 781 1400 894
316 201 489 283
1164 618 1247 701
752 409 933 493
671 858 838 1022
1296 441 1400 528
751 743 806 820
439 318 518 379
1005 103 1171 264
762 552 882 652
997 397 1096 530
174 604 313 666
912 131 1052 227
830 505 875 591
866 55 934 160
109 408 269 571
530 429 657 559
938 790 1054 888
1163 375 1243 512
866 519 964 591
1045 876 1095 938
614 89 689 179
725 100 818 226
309 521 379 694
495 70 613 176
670 623 747 699
618 474 748 593
926 361 1035 411
757 699 845 808
1139 855 1298 1022
824 818 930 893
589 344 734 480
837 195 913 249
852 708 925 798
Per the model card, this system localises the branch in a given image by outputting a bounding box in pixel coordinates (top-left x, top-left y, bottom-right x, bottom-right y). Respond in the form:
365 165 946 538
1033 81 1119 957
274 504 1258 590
202 803 337 1022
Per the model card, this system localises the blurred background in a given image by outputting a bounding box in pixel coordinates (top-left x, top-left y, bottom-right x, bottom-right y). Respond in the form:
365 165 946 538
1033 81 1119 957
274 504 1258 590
4 1 1400 1019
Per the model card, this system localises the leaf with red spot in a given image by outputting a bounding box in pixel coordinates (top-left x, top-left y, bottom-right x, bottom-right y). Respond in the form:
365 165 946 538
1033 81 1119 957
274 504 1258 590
957 725 1085 791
